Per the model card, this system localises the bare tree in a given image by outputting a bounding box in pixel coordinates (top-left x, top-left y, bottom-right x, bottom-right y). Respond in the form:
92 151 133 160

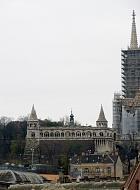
0 116 12 127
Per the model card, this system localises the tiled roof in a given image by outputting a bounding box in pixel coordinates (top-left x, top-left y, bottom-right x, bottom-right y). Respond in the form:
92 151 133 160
123 162 140 189
71 154 118 164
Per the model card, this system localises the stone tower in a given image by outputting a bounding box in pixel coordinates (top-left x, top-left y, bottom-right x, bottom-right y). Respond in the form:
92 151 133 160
95 105 114 153
26 104 39 139
96 105 108 127
24 105 40 163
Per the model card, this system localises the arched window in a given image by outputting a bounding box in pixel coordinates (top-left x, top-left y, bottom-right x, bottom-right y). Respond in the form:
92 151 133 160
99 132 103 136
55 131 60 137
40 132 43 137
72 132 75 137
61 132 64 137
44 132 49 137
65 131 71 137
93 132 96 136
82 132 85 136
86 131 92 138
95 167 100 174
76 131 81 137
31 132 35 138
50 132 54 137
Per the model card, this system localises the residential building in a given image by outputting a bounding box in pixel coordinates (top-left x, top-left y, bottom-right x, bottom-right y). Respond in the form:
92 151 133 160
70 153 123 180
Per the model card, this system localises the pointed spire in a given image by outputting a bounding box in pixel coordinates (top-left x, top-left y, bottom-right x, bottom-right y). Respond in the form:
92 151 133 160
97 105 107 122
96 105 108 127
70 109 74 117
29 104 38 120
130 10 138 49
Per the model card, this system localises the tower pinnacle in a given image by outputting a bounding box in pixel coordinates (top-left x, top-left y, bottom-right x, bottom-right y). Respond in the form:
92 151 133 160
130 10 138 49
29 104 38 121
96 105 108 127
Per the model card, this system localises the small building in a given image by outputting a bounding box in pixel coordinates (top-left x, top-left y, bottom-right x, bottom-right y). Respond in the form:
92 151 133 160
122 162 140 190
70 153 123 180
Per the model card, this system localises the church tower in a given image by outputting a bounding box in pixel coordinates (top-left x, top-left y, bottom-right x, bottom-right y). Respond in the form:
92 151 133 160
122 10 140 98
114 11 140 136
96 105 108 127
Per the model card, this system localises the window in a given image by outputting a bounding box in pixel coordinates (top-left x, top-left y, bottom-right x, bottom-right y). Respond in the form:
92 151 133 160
71 132 75 137
99 132 103 136
31 132 35 138
86 131 92 138
107 167 111 176
93 132 96 136
50 132 54 137
76 131 81 137
61 132 64 137
44 132 49 137
65 131 70 137
55 132 60 137
84 168 89 174
114 133 116 140
82 132 85 136
40 132 43 137
95 167 100 174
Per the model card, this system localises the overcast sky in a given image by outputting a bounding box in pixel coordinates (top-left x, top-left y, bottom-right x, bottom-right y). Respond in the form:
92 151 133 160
0 0 140 126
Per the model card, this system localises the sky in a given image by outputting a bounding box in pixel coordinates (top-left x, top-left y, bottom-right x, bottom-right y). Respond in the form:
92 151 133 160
0 0 140 126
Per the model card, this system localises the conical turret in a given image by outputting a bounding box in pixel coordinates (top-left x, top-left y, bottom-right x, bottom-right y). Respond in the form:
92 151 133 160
96 105 108 127
29 104 38 121
130 10 138 49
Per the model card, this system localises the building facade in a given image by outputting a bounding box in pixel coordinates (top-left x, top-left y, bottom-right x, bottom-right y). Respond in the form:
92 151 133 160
25 105 116 160
70 153 123 180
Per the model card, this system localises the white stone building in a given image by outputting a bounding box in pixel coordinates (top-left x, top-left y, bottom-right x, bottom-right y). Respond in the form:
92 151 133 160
25 105 116 154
